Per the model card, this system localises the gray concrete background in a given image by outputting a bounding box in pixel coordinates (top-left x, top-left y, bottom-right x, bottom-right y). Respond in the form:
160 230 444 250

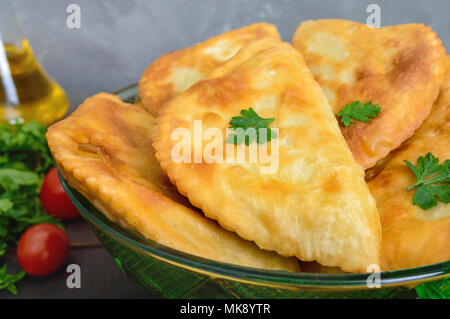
6 0 450 110
1 0 449 298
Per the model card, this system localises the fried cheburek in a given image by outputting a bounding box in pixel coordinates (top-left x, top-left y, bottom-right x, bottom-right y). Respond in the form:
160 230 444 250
139 23 280 116
301 262 347 274
292 20 446 169
368 57 450 271
154 38 381 273
46 93 301 272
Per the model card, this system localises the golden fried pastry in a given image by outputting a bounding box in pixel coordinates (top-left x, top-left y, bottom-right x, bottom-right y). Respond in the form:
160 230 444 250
292 20 446 169
154 38 381 273
300 262 346 274
46 93 301 272
368 57 450 271
139 23 280 115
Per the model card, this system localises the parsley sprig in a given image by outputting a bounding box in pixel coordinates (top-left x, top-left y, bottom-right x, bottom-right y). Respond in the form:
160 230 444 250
226 108 278 145
404 153 450 210
336 101 381 127
0 122 61 294
0 265 25 295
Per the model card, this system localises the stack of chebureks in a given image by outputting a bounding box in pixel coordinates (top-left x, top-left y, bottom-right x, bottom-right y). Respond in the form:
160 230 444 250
47 21 449 273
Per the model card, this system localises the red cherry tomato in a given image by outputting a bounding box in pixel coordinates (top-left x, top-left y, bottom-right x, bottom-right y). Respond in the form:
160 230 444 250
17 224 70 276
40 166 80 219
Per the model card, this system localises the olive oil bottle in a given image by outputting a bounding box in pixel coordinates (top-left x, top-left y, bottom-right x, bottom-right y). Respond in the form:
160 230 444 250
0 8 68 126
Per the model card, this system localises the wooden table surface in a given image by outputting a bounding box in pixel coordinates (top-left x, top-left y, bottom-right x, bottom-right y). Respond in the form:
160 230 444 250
0 220 153 298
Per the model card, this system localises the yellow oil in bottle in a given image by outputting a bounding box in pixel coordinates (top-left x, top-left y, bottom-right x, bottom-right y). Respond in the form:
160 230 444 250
0 39 68 126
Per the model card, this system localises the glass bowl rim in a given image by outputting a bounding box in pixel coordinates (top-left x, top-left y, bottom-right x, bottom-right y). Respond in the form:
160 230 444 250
59 83 450 289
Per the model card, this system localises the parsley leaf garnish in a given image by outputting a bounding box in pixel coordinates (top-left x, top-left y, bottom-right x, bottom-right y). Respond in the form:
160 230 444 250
336 101 381 127
226 107 278 145
0 122 61 294
404 152 450 210
0 265 25 295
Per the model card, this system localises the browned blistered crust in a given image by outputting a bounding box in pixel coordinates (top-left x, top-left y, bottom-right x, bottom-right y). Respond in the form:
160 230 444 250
154 38 381 273
46 93 301 272
292 20 447 169
139 23 280 115
368 57 450 271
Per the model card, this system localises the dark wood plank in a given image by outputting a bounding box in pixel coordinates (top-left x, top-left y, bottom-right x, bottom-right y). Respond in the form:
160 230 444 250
0 221 154 299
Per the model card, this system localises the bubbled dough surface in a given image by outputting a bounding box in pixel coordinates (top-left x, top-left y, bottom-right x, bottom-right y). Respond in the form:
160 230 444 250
139 23 280 116
368 57 450 271
292 20 446 169
154 38 381 273
46 93 301 272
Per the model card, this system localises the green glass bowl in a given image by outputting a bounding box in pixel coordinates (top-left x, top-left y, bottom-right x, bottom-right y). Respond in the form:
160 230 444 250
59 84 450 298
